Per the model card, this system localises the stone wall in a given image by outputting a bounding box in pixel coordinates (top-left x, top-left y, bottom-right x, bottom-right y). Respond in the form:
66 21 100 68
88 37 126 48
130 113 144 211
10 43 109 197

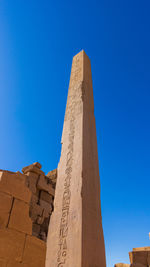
22 162 56 241
115 247 150 267
0 163 56 267
129 247 150 266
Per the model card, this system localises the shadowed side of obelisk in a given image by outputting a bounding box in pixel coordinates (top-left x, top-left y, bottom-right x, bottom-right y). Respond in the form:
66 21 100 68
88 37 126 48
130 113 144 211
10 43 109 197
82 52 106 267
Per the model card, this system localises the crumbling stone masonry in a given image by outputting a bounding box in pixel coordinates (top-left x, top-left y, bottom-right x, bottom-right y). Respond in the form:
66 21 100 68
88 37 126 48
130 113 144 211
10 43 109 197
0 162 56 267
115 247 150 267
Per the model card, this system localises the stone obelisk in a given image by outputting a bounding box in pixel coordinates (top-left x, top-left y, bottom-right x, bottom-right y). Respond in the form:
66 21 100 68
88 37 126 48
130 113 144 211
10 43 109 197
46 50 106 267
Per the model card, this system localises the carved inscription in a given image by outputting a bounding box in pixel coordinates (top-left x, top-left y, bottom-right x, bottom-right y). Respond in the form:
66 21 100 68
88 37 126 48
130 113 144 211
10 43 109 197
57 56 83 266
70 55 81 87
57 116 75 266
65 81 84 121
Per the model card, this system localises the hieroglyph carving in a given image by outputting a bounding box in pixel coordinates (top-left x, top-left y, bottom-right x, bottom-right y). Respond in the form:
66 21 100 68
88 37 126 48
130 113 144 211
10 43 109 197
57 115 74 266
57 89 84 266
57 55 85 266
65 81 84 121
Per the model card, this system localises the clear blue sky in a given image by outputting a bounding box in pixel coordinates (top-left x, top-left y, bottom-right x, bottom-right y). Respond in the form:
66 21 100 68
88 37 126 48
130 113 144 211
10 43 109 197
0 1 150 266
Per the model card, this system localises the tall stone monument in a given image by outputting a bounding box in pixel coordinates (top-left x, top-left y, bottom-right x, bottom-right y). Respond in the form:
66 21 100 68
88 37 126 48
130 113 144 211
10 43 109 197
46 50 106 267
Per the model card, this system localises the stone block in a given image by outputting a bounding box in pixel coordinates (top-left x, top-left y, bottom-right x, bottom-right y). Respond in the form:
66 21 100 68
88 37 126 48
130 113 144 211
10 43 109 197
37 175 55 196
147 251 150 265
23 235 46 267
29 195 43 221
26 171 39 179
26 173 38 194
37 215 45 225
129 252 133 264
32 223 41 235
43 209 51 218
0 172 31 203
0 192 13 212
40 190 52 203
114 264 130 267
22 165 44 176
39 231 47 241
133 247 150 251
0 192 12 227
33 162 42 169
40 216 50 236
40 199 52 213
29 207 42 222
46 169 57 183
36 209 50 228
30 194 38 204
130 251 148 265
0 228 25 261
0 211 9 228
37 175 48 191
9 199 32 235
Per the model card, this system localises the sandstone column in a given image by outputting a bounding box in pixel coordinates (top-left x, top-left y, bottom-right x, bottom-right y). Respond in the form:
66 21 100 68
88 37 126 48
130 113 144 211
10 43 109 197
46 50 106 267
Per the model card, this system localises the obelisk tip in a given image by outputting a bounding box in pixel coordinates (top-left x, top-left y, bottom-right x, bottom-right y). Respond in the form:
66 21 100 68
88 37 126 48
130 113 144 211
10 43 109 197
73 50 90 61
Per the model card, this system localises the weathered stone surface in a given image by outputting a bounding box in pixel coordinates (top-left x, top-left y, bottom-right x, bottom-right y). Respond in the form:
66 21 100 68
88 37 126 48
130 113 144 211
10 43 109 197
147 251 150 265
46 51 106 266
43 209 51 218
29 195 43 221
46 169 57 184
0 258 7 267
23 235 46 267
33 162 42 169
0 228 25 262
22 165 44 176
0 172 31 203
129 252 133 264
0 170 14 174
0 192 13 212
26 172 38 194
128 247 150 267
129 251 148 265
0 163 51 265
39 199 52 212
128 249 150 266
20 164 56 240
30 207 43 222
9 199 32 235
0 211 9 228
40 190 52 203
0 192 12 228
114 264 130 267
37 175 55 196
37 215 45 225
32 223 41 235
29 191 52 240
133 247 150 251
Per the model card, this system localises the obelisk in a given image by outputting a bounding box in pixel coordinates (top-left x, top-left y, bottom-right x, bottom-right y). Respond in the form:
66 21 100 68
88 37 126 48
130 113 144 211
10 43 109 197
46 50 106 267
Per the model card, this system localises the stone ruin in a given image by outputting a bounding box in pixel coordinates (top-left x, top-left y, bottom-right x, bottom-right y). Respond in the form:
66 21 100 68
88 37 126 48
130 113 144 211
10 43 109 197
0 160 149 267
23 163 56 241
115 247 150 267
0 162 56 267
